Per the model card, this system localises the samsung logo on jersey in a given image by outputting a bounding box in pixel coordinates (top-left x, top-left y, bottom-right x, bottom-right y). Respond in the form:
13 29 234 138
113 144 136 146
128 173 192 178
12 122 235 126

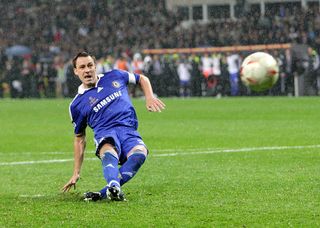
93 91 122 113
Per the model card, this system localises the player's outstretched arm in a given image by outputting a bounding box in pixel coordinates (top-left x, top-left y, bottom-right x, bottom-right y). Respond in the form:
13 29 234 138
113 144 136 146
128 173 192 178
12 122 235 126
139 75 165 112
62 133 86 192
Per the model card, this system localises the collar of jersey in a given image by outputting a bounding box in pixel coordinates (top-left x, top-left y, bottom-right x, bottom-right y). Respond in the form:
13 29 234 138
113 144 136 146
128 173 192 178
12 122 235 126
77 74 104 94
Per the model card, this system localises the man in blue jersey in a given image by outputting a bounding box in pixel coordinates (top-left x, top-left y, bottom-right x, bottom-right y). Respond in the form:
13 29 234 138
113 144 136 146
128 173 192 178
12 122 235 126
62 52 165 201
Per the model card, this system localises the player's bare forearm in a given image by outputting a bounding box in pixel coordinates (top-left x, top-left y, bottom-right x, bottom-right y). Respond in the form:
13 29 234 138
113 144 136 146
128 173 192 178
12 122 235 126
73 134 86 176
139 75 166 112
62 134 86 192
139 75 154 99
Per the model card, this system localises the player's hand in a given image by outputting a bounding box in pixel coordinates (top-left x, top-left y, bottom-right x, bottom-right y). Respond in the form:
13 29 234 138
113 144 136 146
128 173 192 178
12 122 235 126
146 97 165 112
62 174 80 192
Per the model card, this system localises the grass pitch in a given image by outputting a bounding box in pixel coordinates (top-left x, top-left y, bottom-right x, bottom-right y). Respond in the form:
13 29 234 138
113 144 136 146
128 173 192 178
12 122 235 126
0 97 319 227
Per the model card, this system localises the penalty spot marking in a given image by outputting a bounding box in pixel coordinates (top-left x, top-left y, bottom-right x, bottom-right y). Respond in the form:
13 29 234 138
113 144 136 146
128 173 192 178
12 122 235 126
0 144 320 166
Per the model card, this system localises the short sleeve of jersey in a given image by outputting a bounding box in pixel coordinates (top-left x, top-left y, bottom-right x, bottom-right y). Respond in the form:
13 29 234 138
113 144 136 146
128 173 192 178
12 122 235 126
116 70 140 84
69 104 87 134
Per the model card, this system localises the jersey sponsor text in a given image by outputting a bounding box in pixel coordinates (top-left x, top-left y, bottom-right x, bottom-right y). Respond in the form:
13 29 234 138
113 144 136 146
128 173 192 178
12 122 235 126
93 91 122 113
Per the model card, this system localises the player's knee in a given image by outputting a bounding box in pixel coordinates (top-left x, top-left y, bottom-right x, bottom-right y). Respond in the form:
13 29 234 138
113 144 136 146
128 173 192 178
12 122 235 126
99 143 118 159
128 145 148 158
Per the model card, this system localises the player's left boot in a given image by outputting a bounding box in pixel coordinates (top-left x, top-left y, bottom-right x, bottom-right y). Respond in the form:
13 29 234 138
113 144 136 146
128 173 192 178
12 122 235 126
83 192 102 202
106 186 126 201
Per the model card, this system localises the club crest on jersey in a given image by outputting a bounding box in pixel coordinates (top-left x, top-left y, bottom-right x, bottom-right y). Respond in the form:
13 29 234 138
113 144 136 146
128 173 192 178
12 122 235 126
89 96 99 106
112 81 120 88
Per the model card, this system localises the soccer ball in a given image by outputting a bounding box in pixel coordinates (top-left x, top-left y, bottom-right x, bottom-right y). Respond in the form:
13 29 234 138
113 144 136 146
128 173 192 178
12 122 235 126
240 52 279 91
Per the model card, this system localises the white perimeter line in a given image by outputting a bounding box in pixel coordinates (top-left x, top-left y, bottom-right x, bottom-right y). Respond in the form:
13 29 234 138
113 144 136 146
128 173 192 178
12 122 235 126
0 144 320 166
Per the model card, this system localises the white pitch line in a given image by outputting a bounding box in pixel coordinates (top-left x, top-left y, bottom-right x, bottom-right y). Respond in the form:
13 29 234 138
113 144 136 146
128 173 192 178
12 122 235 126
0 147 231 156
0 144 320 166
19 194 46 198
153 144 320 157
0 158 96 166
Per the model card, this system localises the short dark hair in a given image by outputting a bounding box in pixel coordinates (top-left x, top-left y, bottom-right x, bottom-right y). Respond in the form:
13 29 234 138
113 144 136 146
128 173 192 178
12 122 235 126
72 51 96 68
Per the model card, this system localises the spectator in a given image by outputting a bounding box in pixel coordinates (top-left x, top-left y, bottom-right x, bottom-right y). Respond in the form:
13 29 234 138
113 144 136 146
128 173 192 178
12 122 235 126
177 55 192 97
96 55 114 74
226 52 241 96
54 56 66 98
20 58 33 98
7 58 23 98
130 53 144 97
64 59 80 97
162 55 179 97
190 54 203 97
114 53 131 72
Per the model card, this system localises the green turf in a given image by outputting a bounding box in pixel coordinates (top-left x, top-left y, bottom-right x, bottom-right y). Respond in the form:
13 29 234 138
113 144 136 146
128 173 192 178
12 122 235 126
0 97 319 227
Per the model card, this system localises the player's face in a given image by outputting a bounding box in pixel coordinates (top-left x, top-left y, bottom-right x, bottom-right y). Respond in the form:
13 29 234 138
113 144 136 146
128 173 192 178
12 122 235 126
74 56 97 88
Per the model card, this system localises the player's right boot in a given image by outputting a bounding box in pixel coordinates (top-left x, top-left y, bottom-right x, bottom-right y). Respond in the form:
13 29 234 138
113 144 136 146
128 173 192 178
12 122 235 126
106 186 126 201
83 192 102 202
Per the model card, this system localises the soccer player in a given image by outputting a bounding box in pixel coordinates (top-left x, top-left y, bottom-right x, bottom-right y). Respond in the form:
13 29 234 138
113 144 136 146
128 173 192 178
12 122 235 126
62 52 165 201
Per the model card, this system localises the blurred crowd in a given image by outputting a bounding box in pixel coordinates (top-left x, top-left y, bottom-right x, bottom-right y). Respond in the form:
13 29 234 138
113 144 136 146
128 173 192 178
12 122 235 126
1 0 320 98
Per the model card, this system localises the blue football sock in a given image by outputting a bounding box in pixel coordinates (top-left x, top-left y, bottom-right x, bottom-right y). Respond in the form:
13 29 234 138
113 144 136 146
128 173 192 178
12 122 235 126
101 151 120 189
119 152 146 186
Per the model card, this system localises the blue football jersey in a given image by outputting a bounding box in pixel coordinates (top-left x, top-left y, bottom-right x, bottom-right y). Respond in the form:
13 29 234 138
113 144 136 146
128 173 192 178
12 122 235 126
69 69 140 144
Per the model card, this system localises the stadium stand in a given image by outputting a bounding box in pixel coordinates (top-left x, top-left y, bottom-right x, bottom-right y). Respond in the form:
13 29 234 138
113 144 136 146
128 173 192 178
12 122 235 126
0 0 320 98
